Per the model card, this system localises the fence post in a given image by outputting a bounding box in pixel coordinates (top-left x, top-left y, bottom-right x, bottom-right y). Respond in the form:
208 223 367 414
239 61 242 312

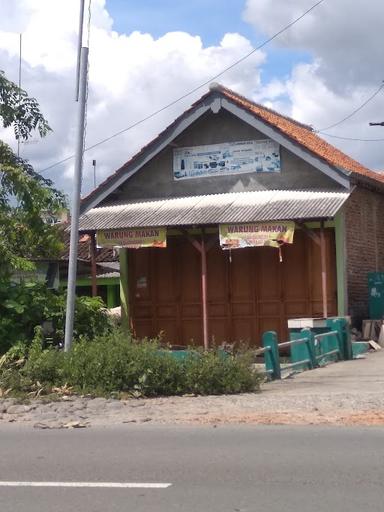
328 318 352 360
301 328 316 369
262 331 281 380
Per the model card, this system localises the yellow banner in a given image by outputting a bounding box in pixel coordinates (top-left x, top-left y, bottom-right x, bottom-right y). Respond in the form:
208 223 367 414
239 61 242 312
97 227 167 249
219 222 294 250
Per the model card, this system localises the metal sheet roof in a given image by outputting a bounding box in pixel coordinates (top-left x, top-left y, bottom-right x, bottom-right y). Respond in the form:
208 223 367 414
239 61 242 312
78 190 350 231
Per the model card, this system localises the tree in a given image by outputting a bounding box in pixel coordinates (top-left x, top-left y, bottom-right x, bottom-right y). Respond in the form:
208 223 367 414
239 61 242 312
0 70 66 279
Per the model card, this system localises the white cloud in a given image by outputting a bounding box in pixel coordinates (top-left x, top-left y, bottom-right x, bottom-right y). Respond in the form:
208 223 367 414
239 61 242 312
243 0 384 171
244 0 384 89
1 0 383 200
0 0 266 196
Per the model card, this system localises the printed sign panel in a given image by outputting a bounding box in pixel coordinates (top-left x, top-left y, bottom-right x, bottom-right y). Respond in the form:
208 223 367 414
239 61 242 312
97 227 167 249
173 139 280 180
219 222 295 250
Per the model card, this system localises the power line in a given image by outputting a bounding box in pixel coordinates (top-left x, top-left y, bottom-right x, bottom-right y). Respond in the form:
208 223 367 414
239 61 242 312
315 82 384 133
318 132 384 142
39 0 326 174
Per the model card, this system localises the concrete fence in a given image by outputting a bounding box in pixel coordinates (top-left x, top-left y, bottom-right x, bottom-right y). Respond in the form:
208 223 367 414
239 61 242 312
259 318 352 380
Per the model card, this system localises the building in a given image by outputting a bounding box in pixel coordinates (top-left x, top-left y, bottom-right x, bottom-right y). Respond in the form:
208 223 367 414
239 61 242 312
78 84 384 347
60 230 120 308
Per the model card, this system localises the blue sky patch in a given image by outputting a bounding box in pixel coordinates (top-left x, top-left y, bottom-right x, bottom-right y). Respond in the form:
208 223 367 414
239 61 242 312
105 0 312 86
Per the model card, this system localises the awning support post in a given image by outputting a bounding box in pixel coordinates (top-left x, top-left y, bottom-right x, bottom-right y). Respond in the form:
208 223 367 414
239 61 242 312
320 221 328 318
201 234 209 351
90 232 97 297
181 229 215 350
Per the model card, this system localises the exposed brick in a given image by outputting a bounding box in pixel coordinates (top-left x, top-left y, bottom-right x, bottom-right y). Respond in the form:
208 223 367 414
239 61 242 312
345 186 384 325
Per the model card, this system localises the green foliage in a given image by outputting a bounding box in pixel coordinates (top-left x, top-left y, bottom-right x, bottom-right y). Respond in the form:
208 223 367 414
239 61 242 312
0 331 262 397
0 71 66 279
0 70 50 140
182 350 258 395
72 296 113 341
64 332 186 395
0 281 113 353
22 328 65 386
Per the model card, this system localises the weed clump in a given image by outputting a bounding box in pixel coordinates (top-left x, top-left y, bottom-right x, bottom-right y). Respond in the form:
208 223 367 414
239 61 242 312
0 330 261 398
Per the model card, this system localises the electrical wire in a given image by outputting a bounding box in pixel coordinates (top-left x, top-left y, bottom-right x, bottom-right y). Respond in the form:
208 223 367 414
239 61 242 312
314 82 384 133
318 132 384 142
39 0 326 174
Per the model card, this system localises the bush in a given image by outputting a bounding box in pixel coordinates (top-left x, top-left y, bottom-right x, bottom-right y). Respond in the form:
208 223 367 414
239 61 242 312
183 350 257 395
64 332 186 395
0 330 262 397
0 281 113 353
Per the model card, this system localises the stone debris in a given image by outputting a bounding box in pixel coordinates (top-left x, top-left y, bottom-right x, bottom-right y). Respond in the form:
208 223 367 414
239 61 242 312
62 421 88 429
33 422 51 429
5 404 33 415
33 421 89 430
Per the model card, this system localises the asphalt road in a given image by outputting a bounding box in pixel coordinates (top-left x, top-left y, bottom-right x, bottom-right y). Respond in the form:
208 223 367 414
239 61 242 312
1 424 384 512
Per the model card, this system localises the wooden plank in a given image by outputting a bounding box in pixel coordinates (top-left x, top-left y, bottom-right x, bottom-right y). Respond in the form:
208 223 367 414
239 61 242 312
378 325 384 347
362 320 372 339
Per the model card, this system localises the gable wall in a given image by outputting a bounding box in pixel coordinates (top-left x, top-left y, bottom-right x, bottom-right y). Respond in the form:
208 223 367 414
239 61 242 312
101 109 342 205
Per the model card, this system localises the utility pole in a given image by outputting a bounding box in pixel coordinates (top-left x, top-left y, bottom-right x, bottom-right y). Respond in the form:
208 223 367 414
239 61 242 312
92 159 97 188
64 0 88 352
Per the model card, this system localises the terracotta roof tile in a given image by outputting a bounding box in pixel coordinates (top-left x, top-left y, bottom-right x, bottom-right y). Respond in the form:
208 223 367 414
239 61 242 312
60 227 118 263
216 85 384 184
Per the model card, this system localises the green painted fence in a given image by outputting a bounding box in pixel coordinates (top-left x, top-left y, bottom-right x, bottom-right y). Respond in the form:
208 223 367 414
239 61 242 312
260 318 351 380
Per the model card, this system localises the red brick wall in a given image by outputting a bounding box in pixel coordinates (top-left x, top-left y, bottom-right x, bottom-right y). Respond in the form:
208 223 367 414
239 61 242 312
345 186 384 324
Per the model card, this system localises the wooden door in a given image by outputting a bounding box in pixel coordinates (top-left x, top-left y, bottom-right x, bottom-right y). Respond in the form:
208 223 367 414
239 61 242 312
128 236 202 345
128 229 337 346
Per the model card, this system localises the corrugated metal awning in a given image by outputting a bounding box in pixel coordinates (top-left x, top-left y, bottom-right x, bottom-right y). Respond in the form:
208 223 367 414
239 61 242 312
79 190 350 231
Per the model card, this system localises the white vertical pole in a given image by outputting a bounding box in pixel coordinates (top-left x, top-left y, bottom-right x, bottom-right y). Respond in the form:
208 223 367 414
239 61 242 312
17 33 22 157
64 46 88 352
92 159 97 188
75 0 85 101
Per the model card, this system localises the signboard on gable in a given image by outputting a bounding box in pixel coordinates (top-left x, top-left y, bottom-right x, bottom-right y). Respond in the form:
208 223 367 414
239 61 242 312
173 139 280 180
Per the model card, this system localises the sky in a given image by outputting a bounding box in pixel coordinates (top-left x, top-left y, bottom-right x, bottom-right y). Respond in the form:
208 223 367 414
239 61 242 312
1 0 384 199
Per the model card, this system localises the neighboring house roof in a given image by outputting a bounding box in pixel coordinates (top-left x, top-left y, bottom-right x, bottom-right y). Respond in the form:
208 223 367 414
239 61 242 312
79 190 350 231
60 227 118 263
80 84 384 214
96 262 120 278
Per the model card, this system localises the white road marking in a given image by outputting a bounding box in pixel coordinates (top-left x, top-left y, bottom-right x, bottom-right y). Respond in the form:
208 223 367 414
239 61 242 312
0 481 171 489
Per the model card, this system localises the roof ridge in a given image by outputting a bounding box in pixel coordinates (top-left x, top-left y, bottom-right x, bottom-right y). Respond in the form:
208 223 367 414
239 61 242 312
211 83 314 131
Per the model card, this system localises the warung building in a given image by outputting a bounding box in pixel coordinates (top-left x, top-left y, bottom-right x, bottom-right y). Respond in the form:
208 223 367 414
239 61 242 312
79 84 384 348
